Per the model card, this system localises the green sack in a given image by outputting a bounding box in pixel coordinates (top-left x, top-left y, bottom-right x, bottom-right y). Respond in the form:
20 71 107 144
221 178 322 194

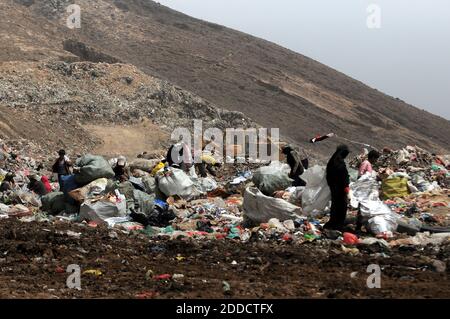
75 154 115 185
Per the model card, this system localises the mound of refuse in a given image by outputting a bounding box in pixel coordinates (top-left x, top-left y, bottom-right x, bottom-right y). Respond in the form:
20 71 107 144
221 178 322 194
0 140 449 253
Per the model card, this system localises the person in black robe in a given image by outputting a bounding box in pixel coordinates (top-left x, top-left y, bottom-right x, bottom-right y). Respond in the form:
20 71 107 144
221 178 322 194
324 144 351 231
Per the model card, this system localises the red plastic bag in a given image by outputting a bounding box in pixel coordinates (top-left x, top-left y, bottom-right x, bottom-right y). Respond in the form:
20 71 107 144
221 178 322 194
153 274 172 280
343 232 359 245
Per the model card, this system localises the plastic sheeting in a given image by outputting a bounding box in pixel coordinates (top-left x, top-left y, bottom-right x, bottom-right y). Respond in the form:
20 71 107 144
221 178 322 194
301 165 331 215
243 187 303 224
350 176 398 235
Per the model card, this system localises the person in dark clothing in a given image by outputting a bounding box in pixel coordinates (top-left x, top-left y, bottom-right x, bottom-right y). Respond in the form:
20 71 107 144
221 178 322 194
281 145 306 187
52 149 72 188
0 173 15 192
166 144 181 167
324 144 351 231
28 174 49 197
113 156 130 182
166 142 192 172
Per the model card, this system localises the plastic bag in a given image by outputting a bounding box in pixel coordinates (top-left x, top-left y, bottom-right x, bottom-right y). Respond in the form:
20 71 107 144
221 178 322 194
157 168 196 197
142 176 157 194
79 191 127 223
243 187 303 224
348 168 359 183
17 190 41 207
194 177 218 193
41 192 66 215
396 149 410 164
301 165 331 215
252 161 293 196
411 174 438 192
381 177 410 199
129 158 161 172
133 190 156 215
75 155 115 185
69 178 108 203
350 175 380 208
389 232 450 247
350 176 398 235
151 162 165 176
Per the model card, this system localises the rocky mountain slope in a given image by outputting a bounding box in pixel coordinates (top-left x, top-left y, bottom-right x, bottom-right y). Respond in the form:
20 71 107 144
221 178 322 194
0 61 251 157
1 0 449 159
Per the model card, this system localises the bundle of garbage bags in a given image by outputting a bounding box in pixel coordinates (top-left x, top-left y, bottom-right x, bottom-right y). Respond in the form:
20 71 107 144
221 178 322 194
39 155 221 228
244 163 332 224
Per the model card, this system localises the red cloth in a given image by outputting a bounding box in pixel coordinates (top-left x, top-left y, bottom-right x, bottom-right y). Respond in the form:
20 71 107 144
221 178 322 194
41 176 52 193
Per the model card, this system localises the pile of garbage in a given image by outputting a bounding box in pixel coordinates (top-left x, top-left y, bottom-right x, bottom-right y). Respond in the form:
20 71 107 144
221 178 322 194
346 145 450 240
350 145 449 189
1 143 449 251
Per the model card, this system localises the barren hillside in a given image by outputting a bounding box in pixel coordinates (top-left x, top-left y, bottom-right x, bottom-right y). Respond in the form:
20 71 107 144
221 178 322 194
1 0 449 159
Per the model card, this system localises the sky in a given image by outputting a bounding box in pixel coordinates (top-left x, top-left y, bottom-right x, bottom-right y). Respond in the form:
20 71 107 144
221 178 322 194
157 0 450 120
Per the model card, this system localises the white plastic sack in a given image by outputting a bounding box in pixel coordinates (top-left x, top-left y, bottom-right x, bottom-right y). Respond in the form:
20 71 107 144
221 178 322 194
301 166 331 215
243 187 303 224
158 168 195 197
79 192 127 223
104 216 132 228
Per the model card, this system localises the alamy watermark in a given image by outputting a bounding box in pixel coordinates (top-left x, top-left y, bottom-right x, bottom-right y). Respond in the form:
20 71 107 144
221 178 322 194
66 4 81 29
66 264 81 290
170 120 280 165
367 4 381 29
366 264 381 288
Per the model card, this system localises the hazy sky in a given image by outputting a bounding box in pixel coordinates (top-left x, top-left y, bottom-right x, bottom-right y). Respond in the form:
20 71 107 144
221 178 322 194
157 0 450 120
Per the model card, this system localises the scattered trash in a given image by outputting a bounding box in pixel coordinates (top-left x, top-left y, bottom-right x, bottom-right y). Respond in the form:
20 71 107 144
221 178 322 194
135 291 159 299
154 274 172 280
83 269 103 276
222 281 231 294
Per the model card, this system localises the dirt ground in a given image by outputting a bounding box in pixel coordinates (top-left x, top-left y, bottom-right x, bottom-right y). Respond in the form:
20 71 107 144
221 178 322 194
83 119 170 159
0 218 448 299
